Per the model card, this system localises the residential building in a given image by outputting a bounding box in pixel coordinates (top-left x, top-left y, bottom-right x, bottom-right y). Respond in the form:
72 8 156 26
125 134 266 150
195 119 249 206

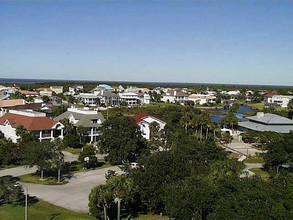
68 85 84 95
98 91 120 107
34 96 44 103
161 89 188 104
238 112 293 134
119 92 139 106
130 112 166 140
0 99 26 116
37 88 53 97
76 93 99 106
188 94 216 105
267 95 293 108
19 90 39 97
50 86 63 94
0 109 64 143
138 93 151 105
54 107 105 142
118 85 127 93
49 96 63 105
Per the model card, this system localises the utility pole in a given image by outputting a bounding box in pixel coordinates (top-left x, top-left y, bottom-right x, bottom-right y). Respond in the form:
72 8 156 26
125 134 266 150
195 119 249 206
25 185 28 220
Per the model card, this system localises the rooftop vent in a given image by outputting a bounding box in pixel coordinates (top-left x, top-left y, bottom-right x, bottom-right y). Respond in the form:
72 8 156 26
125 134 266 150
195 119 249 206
257 112 265 118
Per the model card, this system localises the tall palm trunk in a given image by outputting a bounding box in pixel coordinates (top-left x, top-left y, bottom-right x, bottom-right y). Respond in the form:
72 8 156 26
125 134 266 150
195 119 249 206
206 127 209 139
200 125 203 142
104 204 107 220
117 198 121 220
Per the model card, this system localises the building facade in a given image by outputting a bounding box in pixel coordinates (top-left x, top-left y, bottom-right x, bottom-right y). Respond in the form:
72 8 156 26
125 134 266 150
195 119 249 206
0 110 64 143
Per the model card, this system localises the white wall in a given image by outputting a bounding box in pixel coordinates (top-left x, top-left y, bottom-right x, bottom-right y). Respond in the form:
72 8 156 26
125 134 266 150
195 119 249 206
0 123 19 143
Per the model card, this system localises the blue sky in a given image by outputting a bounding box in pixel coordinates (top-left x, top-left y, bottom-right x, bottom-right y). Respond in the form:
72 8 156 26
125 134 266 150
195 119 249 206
0 0 293 86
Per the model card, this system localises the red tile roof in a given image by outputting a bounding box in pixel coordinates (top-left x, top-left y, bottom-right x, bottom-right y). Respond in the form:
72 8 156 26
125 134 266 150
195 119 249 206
0 113 58 130
130 112 162 124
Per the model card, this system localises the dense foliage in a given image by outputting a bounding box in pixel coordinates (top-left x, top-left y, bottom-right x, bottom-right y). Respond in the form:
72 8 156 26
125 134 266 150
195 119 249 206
99 115 149 165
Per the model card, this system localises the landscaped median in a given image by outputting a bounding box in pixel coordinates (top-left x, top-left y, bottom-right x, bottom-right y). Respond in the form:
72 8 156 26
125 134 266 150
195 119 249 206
243 157 265 163
249 168 270 179
18 160 112 185
19 173 68 185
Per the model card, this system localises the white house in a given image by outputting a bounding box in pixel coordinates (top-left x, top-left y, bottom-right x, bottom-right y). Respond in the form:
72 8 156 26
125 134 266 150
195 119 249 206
227 90 241 96
119 92 139 106
76 93 99 106
188 94 216 105
161 89 188 104
130 112 166 140
68 85 83 95
0 109 64 143
267 95 293 108
50 86 63 94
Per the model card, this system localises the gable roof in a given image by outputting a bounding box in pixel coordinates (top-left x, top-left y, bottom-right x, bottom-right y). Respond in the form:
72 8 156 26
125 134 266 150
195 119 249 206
0 99 25 108
130 112 165 124
54 111 105 127
247 113 293 125
0 113 58 130
19 90 38 95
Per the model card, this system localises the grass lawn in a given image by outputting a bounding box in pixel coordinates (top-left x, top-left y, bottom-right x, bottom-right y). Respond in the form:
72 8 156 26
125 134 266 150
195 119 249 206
19 160 112 185
65 148 81 155
0 200 94 220
247 102 265 110
244 157 265 163
19 174 68 185
249 168 270 179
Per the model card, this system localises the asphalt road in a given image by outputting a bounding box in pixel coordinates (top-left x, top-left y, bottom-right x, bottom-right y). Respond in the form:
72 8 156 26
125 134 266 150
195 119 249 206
0 151 78 178
21 166 121 213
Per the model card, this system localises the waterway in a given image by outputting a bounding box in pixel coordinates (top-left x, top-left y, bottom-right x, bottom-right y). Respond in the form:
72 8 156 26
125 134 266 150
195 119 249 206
210 105 256 123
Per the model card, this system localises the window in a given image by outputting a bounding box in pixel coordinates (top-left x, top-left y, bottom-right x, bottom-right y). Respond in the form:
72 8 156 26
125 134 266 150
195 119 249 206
91 119 98 124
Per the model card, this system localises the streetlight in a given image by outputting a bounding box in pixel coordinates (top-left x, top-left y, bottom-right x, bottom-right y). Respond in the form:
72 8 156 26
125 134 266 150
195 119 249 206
24 185 28 220
277 164 291 174
14 183 28 220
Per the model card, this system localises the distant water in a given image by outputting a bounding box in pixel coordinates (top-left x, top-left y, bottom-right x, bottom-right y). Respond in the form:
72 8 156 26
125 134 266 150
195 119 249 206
0 78 292 88
211 105 255 124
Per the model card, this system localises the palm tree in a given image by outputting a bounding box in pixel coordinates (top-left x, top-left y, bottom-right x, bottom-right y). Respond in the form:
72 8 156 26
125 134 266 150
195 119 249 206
107 175 131 220
77 125 85 144
60 118 74 134
190 115 200 138
89 184 112 220
52 139 65 183
180 112 193 132
15 125 27 137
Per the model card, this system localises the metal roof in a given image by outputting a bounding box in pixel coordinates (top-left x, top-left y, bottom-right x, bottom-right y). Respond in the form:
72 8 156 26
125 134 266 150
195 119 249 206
247 113 293 125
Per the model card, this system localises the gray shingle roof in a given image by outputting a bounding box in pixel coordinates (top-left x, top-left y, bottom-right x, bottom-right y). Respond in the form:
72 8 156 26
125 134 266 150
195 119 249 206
54 111 105 128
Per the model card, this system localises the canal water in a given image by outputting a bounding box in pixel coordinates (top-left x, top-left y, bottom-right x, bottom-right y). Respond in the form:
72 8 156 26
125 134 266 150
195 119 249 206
210 105 256 123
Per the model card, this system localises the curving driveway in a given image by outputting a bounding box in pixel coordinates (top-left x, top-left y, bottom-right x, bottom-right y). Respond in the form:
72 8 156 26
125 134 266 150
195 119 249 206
21 166 121 213
241 163 264 178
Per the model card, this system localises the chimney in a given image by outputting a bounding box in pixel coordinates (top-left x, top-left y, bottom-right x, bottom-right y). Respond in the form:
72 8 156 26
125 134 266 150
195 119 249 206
174 91 177 96
257 112 265 118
